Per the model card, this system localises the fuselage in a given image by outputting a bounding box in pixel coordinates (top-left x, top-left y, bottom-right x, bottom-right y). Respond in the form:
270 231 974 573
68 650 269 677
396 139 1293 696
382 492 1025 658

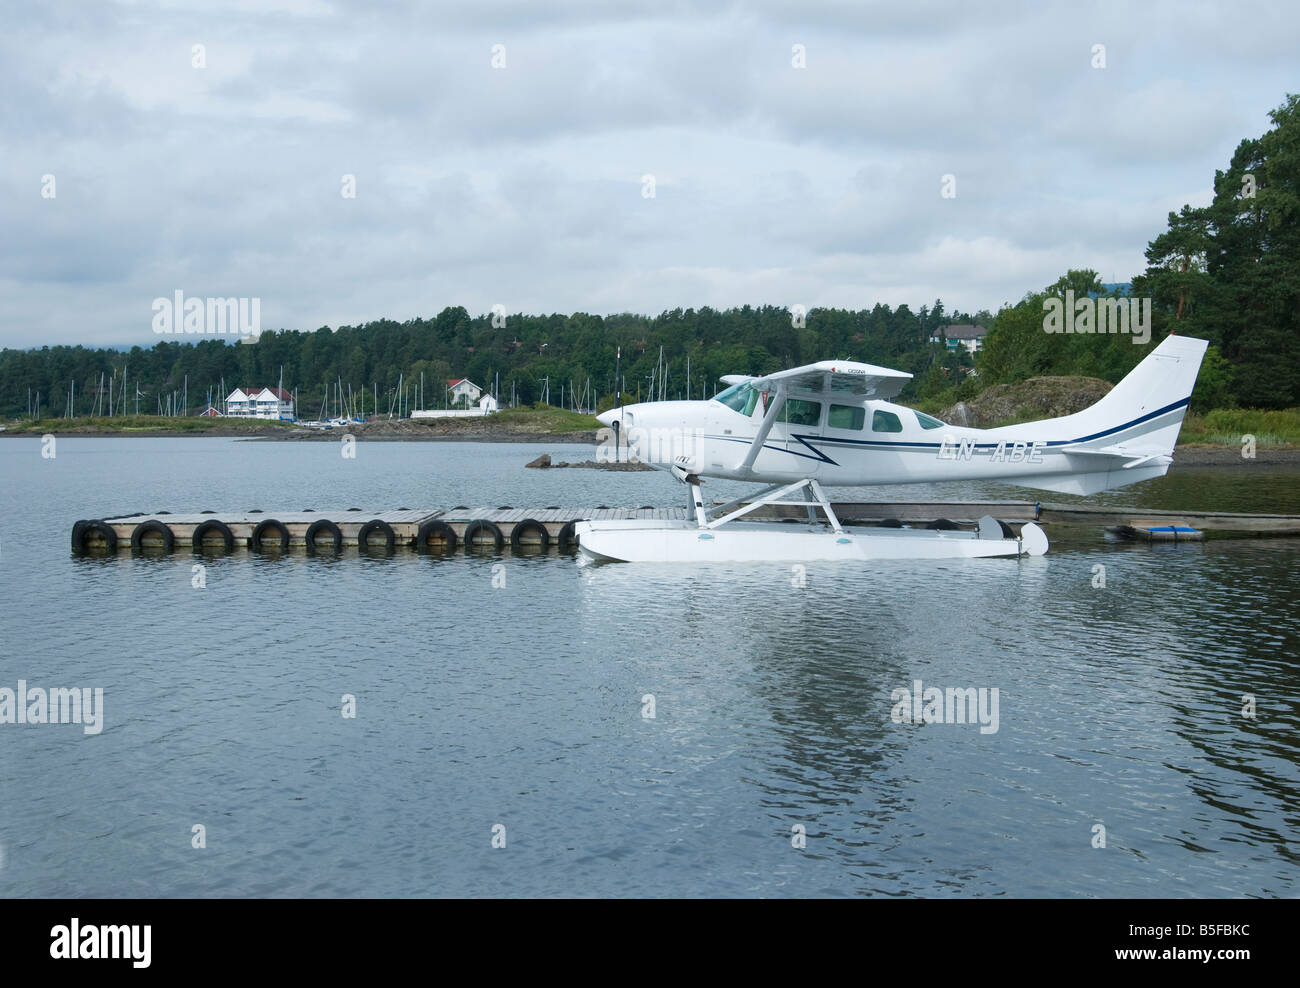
597 382 1186 493
595 336 1206 497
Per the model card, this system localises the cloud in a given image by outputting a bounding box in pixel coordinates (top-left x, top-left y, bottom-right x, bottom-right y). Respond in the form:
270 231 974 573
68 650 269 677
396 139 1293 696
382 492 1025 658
2 0 1298 347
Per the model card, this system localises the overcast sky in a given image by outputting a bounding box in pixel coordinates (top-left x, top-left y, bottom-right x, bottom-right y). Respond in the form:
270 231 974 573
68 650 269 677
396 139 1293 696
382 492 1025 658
3 0 1298 348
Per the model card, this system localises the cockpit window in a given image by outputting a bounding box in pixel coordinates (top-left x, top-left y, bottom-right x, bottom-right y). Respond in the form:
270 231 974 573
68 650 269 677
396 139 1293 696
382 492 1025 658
714 382 760 416
914 411 947 430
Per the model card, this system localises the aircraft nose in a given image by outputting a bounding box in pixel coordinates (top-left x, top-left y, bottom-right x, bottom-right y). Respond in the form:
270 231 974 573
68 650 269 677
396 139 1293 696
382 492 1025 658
596 409 617 429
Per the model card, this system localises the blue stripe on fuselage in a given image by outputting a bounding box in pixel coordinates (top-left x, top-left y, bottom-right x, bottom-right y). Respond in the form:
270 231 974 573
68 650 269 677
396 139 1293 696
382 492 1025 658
702 398 1189 468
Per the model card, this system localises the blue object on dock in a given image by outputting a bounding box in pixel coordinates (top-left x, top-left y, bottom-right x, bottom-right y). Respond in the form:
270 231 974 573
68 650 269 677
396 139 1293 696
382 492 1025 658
1144 525 1202 541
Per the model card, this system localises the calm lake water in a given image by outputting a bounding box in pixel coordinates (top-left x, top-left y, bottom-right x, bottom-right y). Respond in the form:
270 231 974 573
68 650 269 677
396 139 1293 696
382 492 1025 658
1 437 1297 897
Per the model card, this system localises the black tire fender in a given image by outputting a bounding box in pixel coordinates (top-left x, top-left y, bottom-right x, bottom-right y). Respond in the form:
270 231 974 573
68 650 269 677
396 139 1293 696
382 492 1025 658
358 519 396 550
192 519 236 552
510 519 550 550
416 520 457 553
251 518 291 551
130 520 175 551
305 519 343 553
463 519 504 551
557 520 582 552
74 519 117 552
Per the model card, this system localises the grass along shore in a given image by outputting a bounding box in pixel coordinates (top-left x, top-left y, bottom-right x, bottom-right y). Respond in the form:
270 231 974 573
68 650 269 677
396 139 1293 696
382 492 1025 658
1177 408 1300 447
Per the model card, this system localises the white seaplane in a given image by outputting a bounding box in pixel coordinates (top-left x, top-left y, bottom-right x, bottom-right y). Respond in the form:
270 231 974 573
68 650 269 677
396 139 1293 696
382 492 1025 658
579 333 1208 563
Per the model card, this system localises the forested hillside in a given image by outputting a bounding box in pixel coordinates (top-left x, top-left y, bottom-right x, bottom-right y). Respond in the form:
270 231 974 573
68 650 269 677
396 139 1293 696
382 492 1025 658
0 302 983 418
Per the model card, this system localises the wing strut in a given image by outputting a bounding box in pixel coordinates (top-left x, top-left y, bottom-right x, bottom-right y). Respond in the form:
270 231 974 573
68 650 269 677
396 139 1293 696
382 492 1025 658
736 384 787 476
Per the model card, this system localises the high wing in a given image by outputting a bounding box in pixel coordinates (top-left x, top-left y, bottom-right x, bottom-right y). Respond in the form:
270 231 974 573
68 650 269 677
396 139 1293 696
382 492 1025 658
722 360 912 477
745 360 913 400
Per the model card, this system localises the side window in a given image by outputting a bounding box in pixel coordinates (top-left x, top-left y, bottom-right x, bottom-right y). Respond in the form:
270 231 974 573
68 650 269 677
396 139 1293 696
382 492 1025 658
827 404 865 430
915 411 946 430
872 410 903 433
781 398 822 427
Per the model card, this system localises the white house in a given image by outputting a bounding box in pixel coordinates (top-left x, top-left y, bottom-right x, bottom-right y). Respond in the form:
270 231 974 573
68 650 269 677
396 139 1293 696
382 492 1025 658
447 378 483 407
225 386 294 419
412 391 499 419
937 324 988 354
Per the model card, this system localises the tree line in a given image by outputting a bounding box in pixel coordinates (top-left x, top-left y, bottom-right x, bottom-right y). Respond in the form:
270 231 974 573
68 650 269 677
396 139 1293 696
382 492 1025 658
0 302 985 419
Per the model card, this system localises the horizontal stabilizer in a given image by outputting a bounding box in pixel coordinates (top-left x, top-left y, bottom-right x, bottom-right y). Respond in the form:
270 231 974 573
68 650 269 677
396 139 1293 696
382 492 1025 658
1011 462 1171 495
1060 443 1173 469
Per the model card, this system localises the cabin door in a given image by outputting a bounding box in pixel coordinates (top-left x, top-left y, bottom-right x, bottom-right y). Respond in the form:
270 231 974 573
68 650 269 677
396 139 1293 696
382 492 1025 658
771 396 825 476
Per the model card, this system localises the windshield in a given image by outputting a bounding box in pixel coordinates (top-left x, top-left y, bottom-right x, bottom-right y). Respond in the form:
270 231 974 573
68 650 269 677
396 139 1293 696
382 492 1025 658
714 382 761 416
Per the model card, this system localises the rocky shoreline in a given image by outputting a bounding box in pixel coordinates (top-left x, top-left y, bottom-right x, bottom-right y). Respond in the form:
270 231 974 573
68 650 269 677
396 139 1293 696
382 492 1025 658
525 453 653 471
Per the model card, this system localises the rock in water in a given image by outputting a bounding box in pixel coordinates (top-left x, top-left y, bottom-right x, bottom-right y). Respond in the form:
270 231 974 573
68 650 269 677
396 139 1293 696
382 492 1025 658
525 453 552 468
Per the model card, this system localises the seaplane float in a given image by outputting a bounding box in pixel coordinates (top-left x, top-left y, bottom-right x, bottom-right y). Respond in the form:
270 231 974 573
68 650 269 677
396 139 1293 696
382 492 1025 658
579 334 1208 563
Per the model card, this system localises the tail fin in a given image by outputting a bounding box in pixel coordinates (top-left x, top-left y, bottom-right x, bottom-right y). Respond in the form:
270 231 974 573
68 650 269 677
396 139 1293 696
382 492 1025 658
1009 334 1208 495
1068 333 1208 437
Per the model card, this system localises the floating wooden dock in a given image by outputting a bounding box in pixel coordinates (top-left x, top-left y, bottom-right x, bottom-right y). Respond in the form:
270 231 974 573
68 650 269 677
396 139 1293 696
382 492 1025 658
1037 504 1300 536
67 498 1300 554
71 507 691 554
